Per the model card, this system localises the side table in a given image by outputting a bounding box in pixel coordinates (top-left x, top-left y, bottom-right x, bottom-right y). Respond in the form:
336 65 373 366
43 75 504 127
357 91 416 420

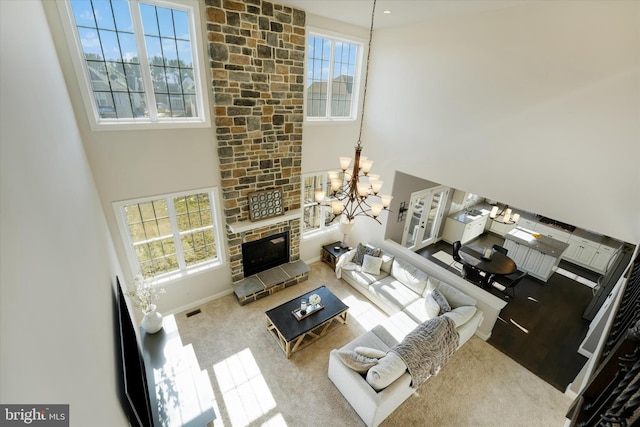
321 242 350 270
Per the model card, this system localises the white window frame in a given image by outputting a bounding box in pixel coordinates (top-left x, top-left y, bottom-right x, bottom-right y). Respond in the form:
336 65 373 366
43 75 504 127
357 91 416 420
305 27 364 123
302 171 339 238
113 187 225 285
57 0 211 131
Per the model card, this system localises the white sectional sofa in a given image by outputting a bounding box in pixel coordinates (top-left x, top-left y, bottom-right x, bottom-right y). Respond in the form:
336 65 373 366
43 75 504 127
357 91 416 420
328 244 484 427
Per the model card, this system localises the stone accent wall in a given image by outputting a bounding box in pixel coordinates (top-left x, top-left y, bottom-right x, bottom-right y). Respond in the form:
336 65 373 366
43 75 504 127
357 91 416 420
205 0 306 282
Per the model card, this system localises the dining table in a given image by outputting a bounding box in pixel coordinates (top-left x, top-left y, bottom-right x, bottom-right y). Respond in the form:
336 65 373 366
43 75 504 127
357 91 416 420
458 245 517 288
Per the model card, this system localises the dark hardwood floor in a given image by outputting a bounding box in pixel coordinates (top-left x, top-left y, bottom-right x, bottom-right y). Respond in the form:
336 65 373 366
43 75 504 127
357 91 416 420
417 233 598 391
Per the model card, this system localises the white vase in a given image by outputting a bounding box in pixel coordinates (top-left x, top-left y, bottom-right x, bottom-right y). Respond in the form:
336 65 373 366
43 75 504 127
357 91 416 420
141 304 163 334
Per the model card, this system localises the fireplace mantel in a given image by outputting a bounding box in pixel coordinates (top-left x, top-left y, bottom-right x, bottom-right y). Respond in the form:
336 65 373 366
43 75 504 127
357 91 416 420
227 209 302 234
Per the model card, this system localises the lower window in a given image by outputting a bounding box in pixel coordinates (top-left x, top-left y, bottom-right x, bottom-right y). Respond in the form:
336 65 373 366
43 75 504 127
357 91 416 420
114 188 223 281
302 172 338 235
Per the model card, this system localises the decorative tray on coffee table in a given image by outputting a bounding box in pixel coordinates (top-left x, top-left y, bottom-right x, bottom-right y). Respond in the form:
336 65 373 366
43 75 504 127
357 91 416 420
292 304 324 321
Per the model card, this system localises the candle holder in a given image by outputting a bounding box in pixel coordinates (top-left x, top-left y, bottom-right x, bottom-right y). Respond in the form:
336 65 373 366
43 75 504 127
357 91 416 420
300 299 307 316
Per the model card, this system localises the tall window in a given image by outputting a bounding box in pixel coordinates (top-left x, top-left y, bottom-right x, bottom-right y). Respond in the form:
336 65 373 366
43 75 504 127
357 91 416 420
114 189 223 281
306 31 362 120
62 0 208 128
303 172 338 235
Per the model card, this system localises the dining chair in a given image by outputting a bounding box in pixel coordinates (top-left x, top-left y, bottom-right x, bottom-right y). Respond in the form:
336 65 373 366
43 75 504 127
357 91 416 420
451 241 463 271
492 244 508 255
492 270 527 298
462 264 485 287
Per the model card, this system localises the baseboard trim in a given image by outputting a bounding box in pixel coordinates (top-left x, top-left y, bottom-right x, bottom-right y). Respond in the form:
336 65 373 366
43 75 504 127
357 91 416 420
475 330 491 341
165 288 234 316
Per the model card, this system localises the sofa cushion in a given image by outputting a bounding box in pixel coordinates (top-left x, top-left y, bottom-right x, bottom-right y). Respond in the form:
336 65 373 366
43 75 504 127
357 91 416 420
337 349 379 374
402 297 440 324
431 288 451 314
353 243 381 265
426 277 477 308
369 277 421 313
355 346 387 359
390 258 428 295
372 312 419 347
362 254 383 275
443 306 478 328
365 352 408 391
343 268 389 291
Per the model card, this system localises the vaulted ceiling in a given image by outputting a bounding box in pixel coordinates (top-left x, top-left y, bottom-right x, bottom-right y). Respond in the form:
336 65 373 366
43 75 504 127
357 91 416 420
278 0 537 29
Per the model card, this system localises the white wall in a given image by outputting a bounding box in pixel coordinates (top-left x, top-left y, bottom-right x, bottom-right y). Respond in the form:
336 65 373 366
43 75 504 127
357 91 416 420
0 1 128 424
359 1 639 244
43 0 233 313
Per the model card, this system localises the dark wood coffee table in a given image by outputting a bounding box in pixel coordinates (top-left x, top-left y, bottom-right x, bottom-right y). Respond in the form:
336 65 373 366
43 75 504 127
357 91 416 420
265 286 348 358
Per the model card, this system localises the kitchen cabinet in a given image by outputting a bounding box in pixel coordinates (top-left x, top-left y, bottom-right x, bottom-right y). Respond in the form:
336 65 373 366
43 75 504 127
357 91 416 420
488 209 623 275
534 223 570 243
503 227 569 282
442 214 488 244
589 244 617 273
488 220 517 237
503 239 561 282
564 236 599 266
516 218 537 231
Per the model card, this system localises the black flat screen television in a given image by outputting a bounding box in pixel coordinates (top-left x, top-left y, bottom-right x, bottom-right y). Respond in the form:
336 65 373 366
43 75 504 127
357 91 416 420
115 277 154 427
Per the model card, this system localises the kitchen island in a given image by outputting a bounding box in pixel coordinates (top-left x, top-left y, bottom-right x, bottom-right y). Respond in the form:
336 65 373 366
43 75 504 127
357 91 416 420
503 227 570 282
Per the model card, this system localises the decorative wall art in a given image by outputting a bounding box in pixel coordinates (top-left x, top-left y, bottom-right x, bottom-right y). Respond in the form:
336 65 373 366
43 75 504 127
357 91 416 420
248 189 284 221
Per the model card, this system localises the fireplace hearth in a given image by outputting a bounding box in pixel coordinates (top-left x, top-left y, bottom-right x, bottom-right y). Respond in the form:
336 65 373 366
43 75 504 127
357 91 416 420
242 231 290 277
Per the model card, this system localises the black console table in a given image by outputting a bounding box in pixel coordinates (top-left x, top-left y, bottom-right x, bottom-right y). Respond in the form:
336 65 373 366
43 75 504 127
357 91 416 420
142 315 215 426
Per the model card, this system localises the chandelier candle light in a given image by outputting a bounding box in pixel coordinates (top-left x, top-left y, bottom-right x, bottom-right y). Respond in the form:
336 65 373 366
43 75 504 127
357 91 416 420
489 205 520 224
314 0 392 225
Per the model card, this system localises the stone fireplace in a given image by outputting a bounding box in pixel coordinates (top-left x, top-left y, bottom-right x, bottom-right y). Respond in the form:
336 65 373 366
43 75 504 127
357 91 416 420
241 231 289 277
206 0 308 300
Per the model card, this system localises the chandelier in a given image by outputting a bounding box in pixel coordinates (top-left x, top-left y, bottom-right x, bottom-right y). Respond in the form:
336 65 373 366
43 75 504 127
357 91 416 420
314 0 392 225
489 204 520 224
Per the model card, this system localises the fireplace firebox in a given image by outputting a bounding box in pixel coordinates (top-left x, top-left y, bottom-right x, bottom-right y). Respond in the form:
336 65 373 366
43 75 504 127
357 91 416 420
242 231 290 277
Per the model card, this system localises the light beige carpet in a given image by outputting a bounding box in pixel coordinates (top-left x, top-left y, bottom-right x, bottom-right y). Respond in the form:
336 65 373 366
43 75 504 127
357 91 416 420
175 261 573 427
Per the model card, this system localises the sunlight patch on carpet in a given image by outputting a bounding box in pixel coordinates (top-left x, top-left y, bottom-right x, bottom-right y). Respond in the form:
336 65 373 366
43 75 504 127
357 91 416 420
555 267 597 288
213 348 278 427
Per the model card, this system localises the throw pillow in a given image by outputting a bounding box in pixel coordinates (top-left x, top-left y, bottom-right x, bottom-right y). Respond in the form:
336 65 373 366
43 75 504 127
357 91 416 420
379 250 395 274
362 254 383 275
353 243 381 265
337 349 379 373
443 306 477 327
431 288 451 314
424 294 441 318
425 276 441 294
354 346 387 359
366 352 408 391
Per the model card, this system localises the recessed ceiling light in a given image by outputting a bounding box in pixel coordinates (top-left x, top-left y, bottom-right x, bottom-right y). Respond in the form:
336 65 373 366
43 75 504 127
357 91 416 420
383 10 392 14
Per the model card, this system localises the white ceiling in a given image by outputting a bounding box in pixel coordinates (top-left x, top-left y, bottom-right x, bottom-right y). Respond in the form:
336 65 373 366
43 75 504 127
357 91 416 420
278 0 536 29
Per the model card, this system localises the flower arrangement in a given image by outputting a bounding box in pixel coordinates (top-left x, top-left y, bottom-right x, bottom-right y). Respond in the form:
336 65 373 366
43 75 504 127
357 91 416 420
309 293 321 306
126 274 165 313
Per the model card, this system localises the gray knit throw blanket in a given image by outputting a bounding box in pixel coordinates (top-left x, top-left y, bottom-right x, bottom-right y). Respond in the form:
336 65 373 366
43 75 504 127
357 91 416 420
389 316 460 388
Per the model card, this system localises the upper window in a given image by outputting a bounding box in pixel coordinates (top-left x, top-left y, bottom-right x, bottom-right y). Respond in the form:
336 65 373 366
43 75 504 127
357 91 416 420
114 188 224 282
306 31 363 120
302 172 338 236
61 0 209 129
